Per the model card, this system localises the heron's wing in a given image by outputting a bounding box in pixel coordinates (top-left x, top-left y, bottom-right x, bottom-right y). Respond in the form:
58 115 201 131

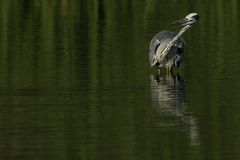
160 39 184 63
149 31 184 67
149 38 160 66
175 42 184 67
162 41 184 65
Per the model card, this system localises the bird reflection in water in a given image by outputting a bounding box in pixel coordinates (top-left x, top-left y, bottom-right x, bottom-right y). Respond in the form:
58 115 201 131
150 73 200 145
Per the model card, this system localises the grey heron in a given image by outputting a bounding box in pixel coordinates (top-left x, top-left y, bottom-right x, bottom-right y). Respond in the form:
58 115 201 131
149 13 199 73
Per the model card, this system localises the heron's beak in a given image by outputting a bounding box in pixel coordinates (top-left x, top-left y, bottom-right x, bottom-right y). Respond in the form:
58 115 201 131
171 18 190 26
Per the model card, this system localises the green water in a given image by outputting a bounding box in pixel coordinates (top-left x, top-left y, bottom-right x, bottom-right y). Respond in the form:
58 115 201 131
0 0 240 160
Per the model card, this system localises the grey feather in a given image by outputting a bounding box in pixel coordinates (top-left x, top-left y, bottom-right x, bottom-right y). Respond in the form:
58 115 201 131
149 31 184 68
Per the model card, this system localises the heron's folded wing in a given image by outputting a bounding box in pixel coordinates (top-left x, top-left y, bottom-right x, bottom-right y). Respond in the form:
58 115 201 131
149 39 160 64
161 43 183 63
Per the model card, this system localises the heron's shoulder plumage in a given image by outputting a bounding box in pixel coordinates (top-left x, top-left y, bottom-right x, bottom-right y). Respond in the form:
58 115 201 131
154 31 184 44
149 31 184 51
152 30 177 41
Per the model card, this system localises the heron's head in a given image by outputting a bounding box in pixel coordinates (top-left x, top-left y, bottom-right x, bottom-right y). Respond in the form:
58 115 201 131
172 13 199 26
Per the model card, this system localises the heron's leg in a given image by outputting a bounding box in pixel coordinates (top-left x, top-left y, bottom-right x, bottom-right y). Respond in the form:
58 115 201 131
169 66 173 74
157 68 161 75
166 66 170 75
166 66 172 76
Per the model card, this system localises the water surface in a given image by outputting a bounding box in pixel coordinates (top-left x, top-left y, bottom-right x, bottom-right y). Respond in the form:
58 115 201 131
0 0 240 160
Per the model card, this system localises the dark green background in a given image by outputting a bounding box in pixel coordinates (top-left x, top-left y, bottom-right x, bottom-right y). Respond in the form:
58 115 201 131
0 0 240 160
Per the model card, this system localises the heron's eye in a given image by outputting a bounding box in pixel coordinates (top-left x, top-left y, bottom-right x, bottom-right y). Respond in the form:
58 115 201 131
192 15 199 20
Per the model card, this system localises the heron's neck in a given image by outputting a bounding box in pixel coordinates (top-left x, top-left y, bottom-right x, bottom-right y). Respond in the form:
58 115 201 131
160 25 191 58
173 25 191 41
